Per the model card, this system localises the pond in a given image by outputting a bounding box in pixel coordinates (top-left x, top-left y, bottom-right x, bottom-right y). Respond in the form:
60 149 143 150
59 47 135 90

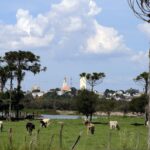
41 114 81 119
41 114 98 120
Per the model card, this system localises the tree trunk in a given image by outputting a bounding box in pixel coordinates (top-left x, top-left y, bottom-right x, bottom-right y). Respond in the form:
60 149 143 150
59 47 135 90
90 113 92 122
91 83 94 92
15 109 19 119
146 81 148 95
148 49 150 150
17 78 21 93
0 78 4 93
85 114 89 120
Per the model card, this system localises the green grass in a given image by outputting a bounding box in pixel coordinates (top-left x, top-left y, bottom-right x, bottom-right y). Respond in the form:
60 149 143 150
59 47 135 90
0 116 148 150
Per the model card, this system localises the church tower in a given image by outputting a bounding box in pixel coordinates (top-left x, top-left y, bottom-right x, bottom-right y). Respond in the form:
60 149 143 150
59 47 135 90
61 77 71 92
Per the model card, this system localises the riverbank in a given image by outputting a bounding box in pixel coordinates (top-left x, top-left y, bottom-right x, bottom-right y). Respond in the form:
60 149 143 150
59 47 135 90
23 109 144 117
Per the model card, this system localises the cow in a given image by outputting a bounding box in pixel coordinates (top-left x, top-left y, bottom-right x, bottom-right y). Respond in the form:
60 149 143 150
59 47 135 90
26 122 35 135
84 119 95 135
42 118 51 126
109 121 120 130
40 120 47 128
145 105 148 126
87 123 95 135
0 121 3 132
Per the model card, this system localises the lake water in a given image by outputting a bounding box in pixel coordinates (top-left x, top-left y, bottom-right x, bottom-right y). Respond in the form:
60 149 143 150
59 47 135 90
41 114 81 119
41 114 97 120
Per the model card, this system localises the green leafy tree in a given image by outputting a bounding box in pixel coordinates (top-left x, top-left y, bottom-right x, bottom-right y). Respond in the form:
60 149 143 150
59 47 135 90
3 50 46 118
0 66 9 93
134 72 148 95
76 89 99 121
104 89 115 97
99 99 116 119
80 72 105 91
4 51 43 93
129 94 148 113
125 88 139 96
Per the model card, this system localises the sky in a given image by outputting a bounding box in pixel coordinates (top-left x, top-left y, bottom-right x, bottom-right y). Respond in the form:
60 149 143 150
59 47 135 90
0 0 149 92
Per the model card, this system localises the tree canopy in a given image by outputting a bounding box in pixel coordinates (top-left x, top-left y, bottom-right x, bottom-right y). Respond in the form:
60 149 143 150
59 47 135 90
76 89 99 121
134 72 148 95
4 50 43 92
80 72 105 91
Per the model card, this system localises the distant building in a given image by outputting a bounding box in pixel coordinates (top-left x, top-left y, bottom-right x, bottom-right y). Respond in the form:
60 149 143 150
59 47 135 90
103 89 142 101
80 77 86 90
61 77 71 92
31 85 44 98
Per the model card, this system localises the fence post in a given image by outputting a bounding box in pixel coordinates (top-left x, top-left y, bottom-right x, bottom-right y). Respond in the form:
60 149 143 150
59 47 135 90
71 131 82 150
59 122 64 149
8 128 13 147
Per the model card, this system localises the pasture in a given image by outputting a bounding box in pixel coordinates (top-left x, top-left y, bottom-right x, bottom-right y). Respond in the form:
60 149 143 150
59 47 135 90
0 116 148 150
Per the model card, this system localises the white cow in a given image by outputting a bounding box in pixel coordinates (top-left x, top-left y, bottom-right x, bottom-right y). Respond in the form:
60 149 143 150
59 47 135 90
109 121 120 130
42 118 51 126
146 121 149 126
0 121 3 132
86 123 95 135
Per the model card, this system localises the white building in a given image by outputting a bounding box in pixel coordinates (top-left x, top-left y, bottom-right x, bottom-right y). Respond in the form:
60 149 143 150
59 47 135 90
31 85 44 98
80 77 86 90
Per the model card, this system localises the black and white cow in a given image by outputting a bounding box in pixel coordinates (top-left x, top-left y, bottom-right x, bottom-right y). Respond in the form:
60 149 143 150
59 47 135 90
26 122 35 135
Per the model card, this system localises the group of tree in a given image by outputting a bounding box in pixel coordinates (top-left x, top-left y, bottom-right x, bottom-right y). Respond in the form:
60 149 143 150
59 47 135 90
76 71 149 120
0 55 148 121
23 71 149 121
0 50 45 118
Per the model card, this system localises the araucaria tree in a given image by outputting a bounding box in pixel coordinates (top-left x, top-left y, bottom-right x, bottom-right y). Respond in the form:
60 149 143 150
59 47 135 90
0 50 45 118
80 72 105 91
76 89 99 121
4 51 42 93
134 72 148 95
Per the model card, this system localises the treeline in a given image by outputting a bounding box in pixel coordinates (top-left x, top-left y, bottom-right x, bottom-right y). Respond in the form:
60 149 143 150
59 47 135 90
22 91 148 114
0 88 147 119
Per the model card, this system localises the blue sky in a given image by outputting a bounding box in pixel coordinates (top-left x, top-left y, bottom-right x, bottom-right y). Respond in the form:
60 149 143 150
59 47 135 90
0 0 149 92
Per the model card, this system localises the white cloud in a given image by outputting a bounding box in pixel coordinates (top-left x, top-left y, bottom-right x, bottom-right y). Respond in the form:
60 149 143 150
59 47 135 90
63 17 84 32
16 9 32 35
130 50 148 65
51 0 79 13
138 23 150 37
0 0 128 57
83 21 128 54
88 0 101 16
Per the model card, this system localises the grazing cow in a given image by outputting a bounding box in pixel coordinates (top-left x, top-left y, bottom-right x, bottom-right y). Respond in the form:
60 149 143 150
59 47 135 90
87 123 95 135
84 118 90 126
26 122 35 135
0 121 3 132
109 121 120 130
42 118 50 126
146 121 149 126
40 120 47 128
84 119 95 135
145 105 148 126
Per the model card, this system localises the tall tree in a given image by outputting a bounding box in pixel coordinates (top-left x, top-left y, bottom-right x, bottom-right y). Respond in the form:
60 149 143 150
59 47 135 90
80 72 105 91
4 50 45 118
134 72 148 95
76 89 99 121
4 51 42 93
0 66 9 93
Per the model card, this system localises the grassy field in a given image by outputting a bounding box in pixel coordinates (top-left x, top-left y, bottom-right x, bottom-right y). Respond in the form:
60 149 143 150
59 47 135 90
0 116 148 150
